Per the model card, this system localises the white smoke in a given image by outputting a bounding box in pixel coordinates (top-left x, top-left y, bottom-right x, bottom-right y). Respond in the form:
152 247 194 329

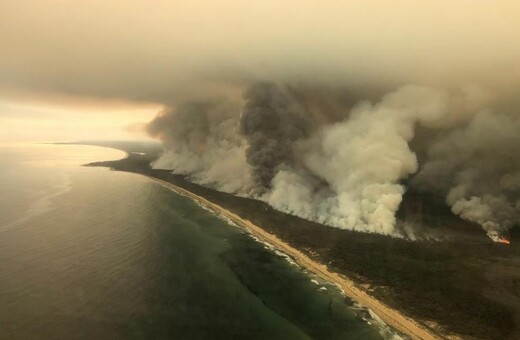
266 85 449 236
414 110 520 238
147 83 519 241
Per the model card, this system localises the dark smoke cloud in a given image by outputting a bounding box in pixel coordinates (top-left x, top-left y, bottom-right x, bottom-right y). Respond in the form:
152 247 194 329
148 82 520 242
4 1 518 241
240 82 308 190
148 101 210 148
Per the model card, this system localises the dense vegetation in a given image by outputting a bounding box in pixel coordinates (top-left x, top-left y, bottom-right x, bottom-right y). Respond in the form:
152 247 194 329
87 144 520 339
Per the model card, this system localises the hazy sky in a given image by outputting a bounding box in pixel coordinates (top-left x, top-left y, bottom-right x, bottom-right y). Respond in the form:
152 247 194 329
1 0 519 141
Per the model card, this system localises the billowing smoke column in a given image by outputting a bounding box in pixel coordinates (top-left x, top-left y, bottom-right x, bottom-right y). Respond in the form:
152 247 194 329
267 86 449 236
413 110 520 240
240 82 308 191
147 100 253 194
148 82 519 241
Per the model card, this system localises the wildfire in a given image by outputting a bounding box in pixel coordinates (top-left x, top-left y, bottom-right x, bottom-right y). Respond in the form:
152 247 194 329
497 238 511 245
487 230 511 245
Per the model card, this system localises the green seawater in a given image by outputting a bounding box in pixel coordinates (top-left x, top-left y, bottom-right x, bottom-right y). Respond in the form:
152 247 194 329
0 144 396 339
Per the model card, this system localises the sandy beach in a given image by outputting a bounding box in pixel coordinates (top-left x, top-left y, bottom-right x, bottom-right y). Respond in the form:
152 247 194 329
147 176 443 340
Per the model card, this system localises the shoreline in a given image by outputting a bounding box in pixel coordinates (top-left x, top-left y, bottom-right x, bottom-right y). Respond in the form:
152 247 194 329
144 175 442 340
80 143 520 339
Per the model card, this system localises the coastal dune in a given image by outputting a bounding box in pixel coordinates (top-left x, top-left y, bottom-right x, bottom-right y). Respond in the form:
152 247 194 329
148 176 443 340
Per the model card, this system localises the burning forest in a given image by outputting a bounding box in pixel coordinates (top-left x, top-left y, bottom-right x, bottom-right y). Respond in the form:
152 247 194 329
147 82 520 243
2 0 519 243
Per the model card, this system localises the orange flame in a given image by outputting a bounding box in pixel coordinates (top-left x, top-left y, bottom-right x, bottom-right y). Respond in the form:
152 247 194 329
487 230 511 245
497 238 510 245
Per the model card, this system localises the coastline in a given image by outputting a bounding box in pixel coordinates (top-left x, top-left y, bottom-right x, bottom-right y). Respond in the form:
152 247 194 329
145 175 442 340
82 143 520 339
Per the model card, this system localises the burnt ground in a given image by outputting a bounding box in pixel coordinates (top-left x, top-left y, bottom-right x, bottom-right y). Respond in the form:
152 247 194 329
83 142 520 340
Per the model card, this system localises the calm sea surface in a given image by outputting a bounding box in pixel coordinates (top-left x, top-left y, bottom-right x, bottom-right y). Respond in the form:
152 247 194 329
0 144 397 339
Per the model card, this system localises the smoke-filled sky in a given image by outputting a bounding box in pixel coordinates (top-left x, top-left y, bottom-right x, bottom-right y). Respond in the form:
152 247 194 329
2 1 520 115
2 1 520 239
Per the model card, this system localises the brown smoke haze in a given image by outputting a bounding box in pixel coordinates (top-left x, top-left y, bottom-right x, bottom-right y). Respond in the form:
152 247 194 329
2 0 519 102
2 0 520 239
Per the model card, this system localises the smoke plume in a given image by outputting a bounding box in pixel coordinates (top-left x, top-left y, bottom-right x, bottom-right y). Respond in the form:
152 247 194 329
147 100 252 194
240 82 308 191
146 80 520 241
267 86 449 235
413 110 520 239
146 81 520 241
4 1 519 240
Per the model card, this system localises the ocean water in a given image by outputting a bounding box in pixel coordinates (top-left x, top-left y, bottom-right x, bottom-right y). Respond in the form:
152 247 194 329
0 144 395 339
